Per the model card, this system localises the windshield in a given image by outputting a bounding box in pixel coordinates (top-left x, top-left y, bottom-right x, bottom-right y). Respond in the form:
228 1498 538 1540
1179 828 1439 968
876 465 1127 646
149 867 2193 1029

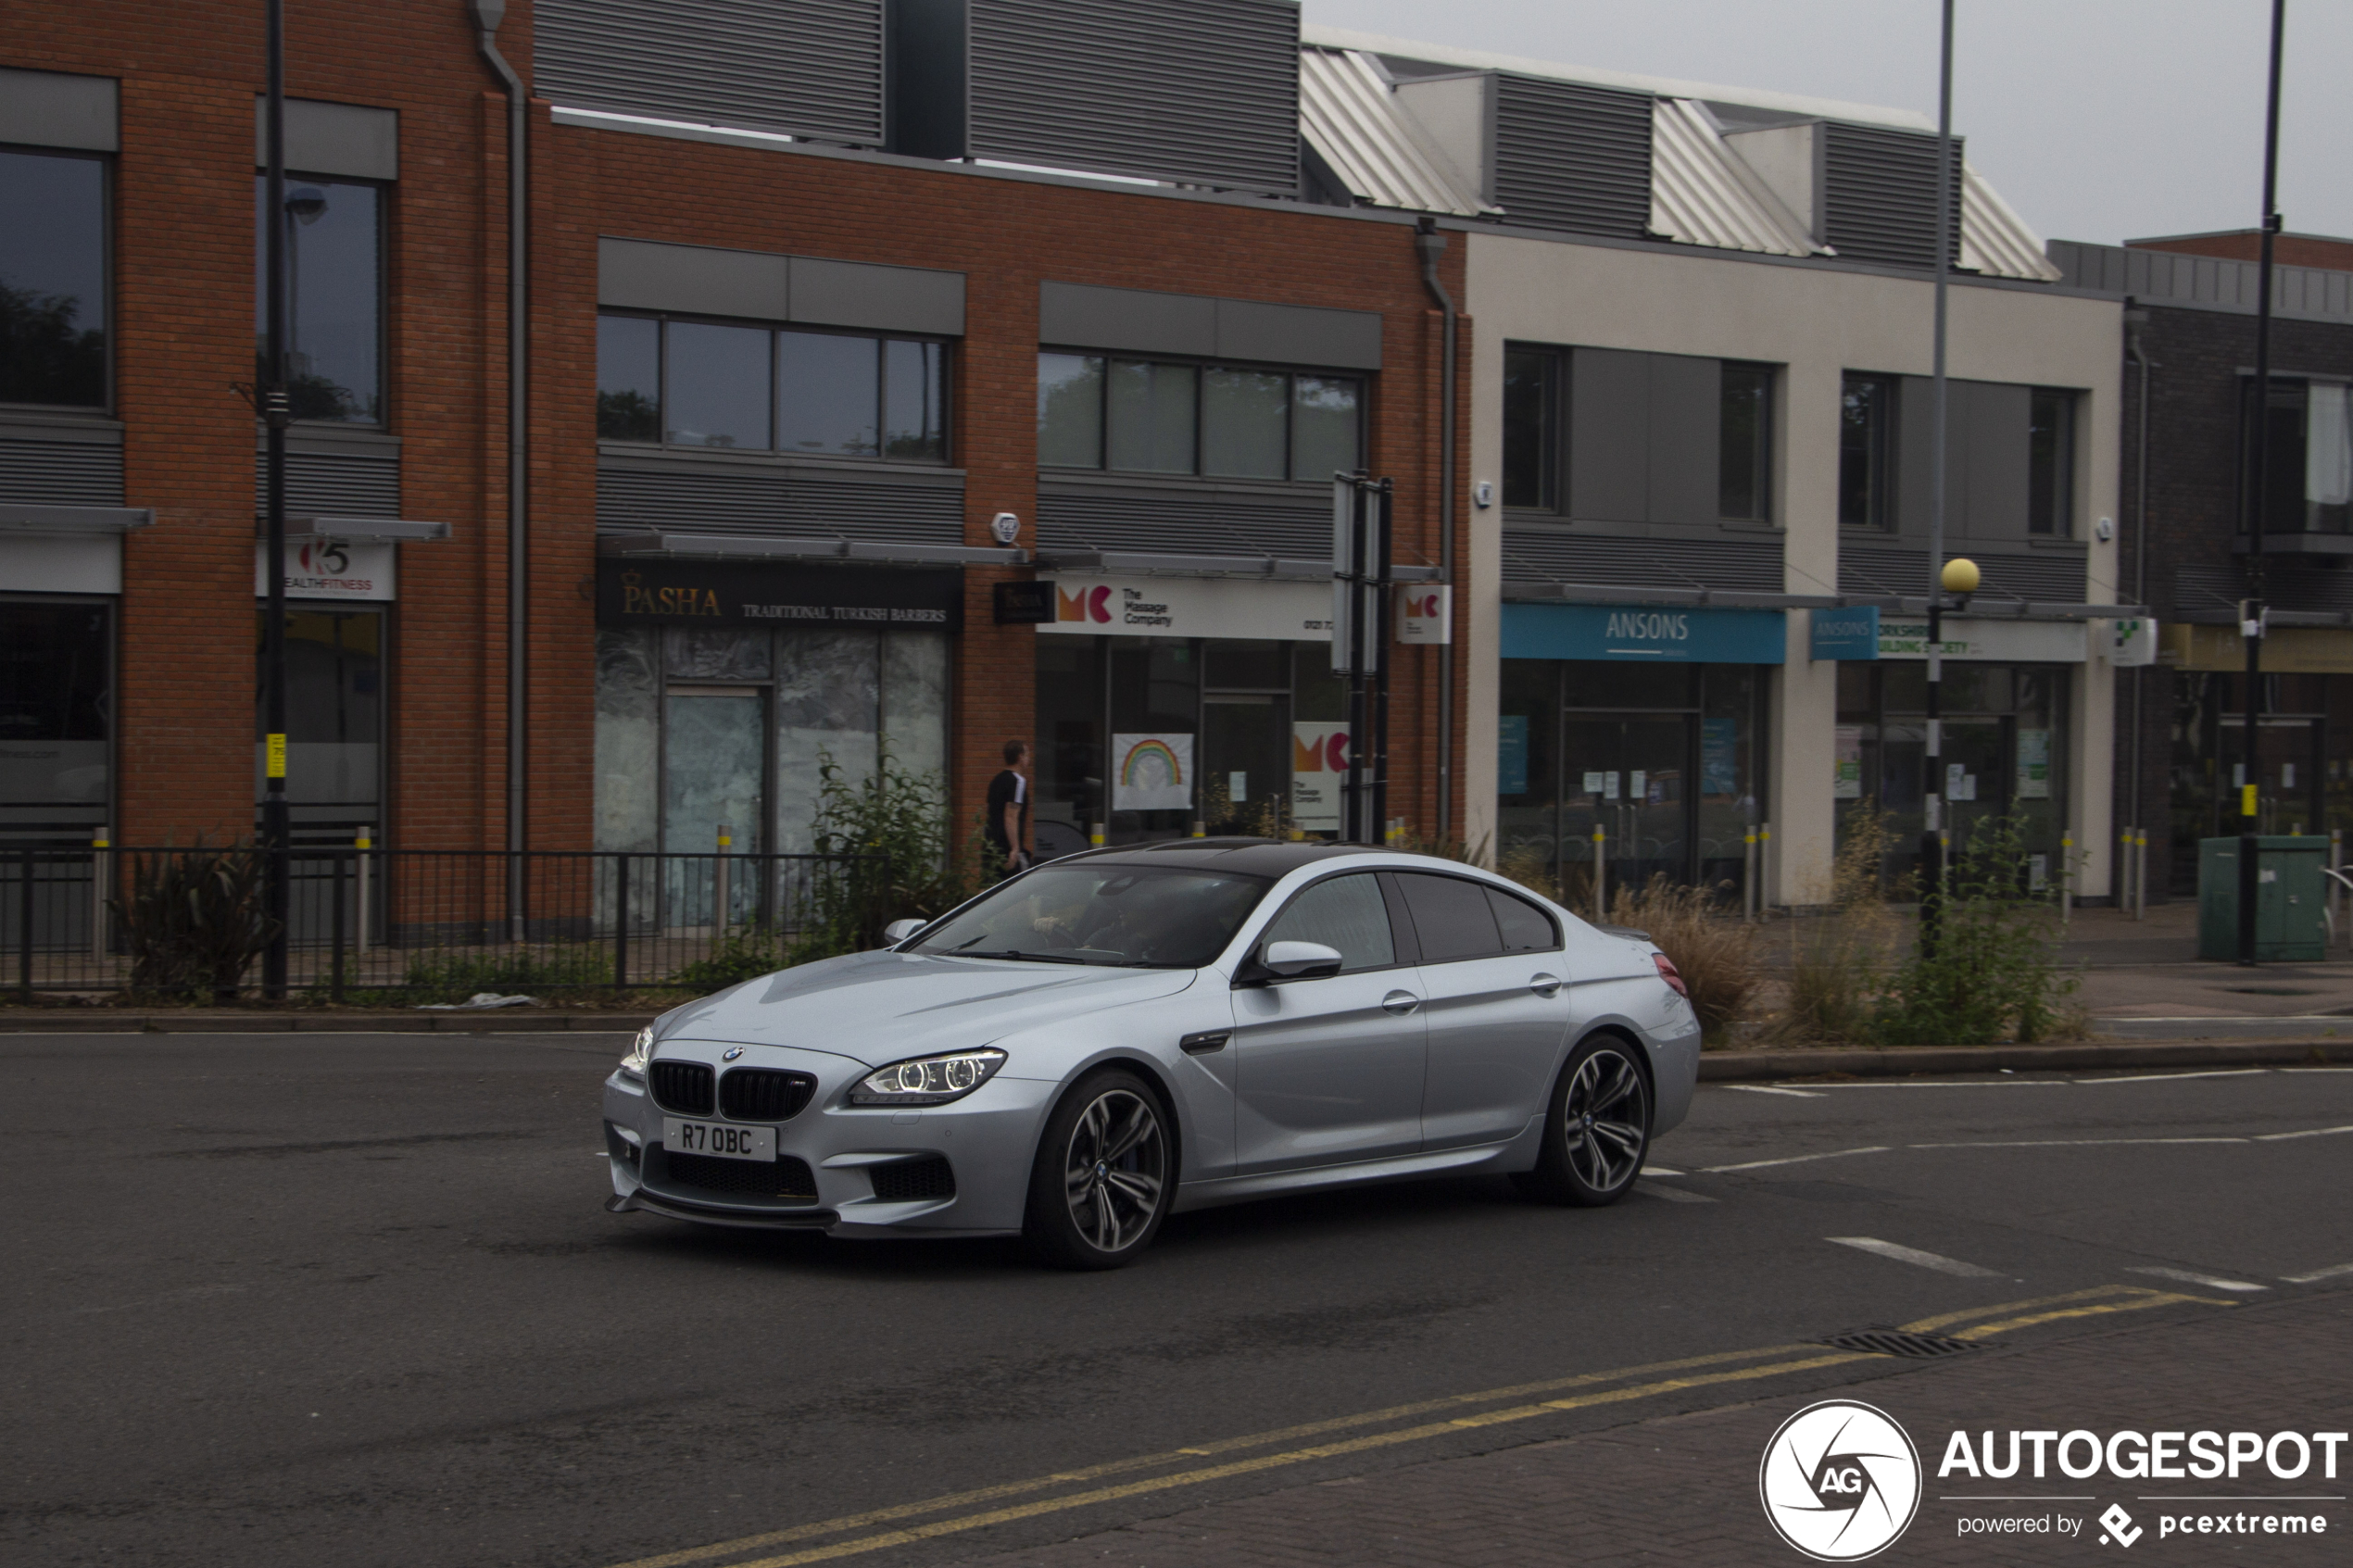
911 863 1272 969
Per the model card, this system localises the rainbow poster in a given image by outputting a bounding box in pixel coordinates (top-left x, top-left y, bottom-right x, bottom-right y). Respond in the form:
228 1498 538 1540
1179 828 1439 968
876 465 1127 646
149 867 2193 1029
1113 734 1193 811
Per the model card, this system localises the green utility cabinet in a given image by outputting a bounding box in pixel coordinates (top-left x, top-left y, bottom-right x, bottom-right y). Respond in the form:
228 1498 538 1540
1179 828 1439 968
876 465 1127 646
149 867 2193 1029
2197 836 2329 961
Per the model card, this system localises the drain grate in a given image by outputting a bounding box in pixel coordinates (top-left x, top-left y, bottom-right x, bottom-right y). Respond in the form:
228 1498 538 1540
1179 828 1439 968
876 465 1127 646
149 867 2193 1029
1819 1328 1982 1359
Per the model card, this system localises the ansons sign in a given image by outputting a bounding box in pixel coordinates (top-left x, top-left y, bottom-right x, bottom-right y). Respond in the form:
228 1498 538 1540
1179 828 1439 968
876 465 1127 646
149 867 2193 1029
1499 602 1786 664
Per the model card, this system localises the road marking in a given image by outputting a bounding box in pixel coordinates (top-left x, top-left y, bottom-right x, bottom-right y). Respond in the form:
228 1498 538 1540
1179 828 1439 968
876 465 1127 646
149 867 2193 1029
2126 1266 2269 1293
1907 1136 2247 1148
601 1342 1839 1568
2254 1123 2353 1141
2084 1069 2271 1083
1725 1085 1825 1098
1901 1284 2155 1333
2282 1066 2353 1073
2282 1261 2353 1284
1953 1291 2233 1339
1636 1179 1717 1204
1702 1146 1889 1173
689 1354 1882 1568
1643 1164 1686 1175
1826 1236 2005 1278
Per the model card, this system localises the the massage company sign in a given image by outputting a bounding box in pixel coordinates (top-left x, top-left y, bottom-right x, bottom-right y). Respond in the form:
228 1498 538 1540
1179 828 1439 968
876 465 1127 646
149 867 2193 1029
1038 576 1334 642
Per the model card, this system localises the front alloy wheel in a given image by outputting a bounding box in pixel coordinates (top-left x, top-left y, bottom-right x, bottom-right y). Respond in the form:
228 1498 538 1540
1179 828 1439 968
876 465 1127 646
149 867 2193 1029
1025 1071 1172 1269
1516 1037 1651 1207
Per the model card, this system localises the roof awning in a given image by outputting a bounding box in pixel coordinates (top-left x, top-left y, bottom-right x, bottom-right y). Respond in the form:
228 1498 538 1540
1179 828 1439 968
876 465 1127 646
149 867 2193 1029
0 504 153 533
1504 580 2145 621
1039 548 1439 583
598 532 1024 568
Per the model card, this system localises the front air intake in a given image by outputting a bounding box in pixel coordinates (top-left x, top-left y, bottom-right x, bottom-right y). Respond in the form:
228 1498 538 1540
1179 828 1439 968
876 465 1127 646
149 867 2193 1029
719 1067 817 1123
648 1060 715 1116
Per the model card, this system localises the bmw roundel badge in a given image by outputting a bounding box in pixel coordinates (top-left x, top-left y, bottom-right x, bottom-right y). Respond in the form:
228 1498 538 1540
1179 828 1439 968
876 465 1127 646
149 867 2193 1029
722 1047 745 1061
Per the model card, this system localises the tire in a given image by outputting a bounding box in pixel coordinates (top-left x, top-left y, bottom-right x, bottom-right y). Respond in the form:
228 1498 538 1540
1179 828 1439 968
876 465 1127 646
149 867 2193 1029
1022 1069 1176 1270
1513 1035 1652 1207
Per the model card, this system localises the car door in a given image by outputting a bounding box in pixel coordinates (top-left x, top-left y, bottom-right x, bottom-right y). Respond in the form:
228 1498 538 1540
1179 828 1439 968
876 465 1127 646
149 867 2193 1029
1390 872 1572 1150
1230 871 1426 1174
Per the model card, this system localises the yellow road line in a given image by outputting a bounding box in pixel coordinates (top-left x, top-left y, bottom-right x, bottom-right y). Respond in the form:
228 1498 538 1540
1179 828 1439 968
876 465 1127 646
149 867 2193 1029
1900 1284 2148 1333
1957 1292 2233 1340
606 1341 1825 1568
714 1353 1881 1568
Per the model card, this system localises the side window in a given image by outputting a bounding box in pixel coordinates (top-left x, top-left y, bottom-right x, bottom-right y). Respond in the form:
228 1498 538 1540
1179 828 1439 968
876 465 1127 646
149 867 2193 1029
1487 886 1559 953
1394 873 1504 964
1262 873 1395 972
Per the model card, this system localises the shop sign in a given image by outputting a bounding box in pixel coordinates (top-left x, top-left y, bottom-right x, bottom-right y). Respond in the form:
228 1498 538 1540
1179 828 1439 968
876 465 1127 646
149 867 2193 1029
1499 603 1787 664
1808 606 1881 660
1291 722 1350 830
1397 584 1452 645
2106 617 2158 667
2158 621 2353 673
596 558 960 628
254 540 395 602
1875 617 2087 663
1038 576 1333 641
993 581 1055 625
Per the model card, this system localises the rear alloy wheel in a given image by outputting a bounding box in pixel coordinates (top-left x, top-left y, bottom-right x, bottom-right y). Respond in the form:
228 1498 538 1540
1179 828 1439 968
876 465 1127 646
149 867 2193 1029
1024 1070 1173 1270
1514 1036 1651 1207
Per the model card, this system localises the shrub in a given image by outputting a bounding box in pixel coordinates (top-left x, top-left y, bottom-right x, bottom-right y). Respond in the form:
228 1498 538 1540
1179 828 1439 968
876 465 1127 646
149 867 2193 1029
1769 809 1907 1047
794 746 987 959
1874 815 2081 1046
1607 875 1762 1047
115 842 276 1003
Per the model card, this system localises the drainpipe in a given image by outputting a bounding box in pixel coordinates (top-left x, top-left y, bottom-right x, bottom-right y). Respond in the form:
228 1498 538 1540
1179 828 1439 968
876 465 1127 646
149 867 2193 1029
473 0 528 930
1414 218 1457 847
2123 308 2154 912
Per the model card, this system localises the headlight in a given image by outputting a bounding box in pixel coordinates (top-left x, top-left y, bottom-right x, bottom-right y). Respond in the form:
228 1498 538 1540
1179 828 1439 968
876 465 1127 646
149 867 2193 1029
849 1048 1007 1106
619 1026 654 1080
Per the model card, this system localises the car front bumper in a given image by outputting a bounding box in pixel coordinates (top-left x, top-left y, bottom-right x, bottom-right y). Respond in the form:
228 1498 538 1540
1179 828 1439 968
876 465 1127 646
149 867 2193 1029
603 1042 1057 1237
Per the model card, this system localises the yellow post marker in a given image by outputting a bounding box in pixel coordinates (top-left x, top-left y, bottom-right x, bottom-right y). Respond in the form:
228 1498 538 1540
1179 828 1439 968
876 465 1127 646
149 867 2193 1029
2242 784 2259 818
265 733 287 779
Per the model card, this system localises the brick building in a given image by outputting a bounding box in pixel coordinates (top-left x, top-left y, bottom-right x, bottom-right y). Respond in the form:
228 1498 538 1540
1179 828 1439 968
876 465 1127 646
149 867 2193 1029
2051 234 2353 897
0 3 1466 881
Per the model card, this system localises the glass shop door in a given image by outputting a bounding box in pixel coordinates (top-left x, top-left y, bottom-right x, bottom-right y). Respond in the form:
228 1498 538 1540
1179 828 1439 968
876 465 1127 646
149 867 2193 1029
1201 694 1290 836
663 686 765 929
1559 715 1691 907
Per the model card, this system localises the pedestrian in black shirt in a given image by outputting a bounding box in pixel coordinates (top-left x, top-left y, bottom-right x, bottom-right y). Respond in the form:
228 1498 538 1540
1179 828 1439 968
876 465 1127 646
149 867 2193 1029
985 740 1033 878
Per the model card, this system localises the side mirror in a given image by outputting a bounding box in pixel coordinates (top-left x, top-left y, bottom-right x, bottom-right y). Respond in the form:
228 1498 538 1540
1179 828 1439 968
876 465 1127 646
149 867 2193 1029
1262 940 1343 979
882 918 927 946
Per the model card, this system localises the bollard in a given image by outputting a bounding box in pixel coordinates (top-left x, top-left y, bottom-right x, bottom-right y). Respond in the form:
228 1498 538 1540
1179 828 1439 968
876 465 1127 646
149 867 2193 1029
1743 826 1757 922
90 829 109 960
1190 819 1204 839
2060 827 2073 923
1089 821 1106 847
1592 824 1608 921
713 824 732 935
355 826 373 950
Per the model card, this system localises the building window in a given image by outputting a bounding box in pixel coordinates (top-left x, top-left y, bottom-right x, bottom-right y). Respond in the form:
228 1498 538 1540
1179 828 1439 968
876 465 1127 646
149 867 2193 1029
2028 388 2076 535
0 599 111 834
1718 362 1773 521
1840 372 1897 529
597 312 951 462
0 148 109 408
1501 345 1561 510
2239 377 2351 535
254 176 383 424
1036 352 1360 481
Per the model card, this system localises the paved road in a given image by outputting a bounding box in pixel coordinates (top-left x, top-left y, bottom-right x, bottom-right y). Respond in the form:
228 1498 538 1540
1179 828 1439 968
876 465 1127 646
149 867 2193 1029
5 1034 2347 1568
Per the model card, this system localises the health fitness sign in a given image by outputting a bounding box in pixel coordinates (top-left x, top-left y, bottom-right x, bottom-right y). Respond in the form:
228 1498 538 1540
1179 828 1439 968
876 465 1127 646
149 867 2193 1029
597 559 960 629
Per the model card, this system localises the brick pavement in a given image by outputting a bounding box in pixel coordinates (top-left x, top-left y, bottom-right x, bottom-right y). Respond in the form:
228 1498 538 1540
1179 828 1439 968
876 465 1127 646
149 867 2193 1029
932 1292 2351 1567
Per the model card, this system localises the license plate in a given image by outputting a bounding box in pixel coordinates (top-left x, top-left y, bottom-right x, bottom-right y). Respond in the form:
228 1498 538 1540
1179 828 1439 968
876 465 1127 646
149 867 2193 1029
662 1118 775 1162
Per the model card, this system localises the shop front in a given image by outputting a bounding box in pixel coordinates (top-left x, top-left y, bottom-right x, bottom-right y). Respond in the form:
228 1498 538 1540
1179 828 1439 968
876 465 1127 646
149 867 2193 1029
1826 612 2082 884
0 514 145 846
592 555 955 863
1032 574 1348 850
253 538 397 846
1496 602 1780 906
2159 622 2353 895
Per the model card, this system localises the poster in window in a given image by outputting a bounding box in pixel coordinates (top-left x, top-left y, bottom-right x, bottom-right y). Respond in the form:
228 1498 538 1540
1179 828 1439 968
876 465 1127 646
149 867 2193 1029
1112 734 1193 811
1833 727 1863 800
1702 718 1740 797
1497 715 1529 796
2017 729 2052 800
1290 722 1349 830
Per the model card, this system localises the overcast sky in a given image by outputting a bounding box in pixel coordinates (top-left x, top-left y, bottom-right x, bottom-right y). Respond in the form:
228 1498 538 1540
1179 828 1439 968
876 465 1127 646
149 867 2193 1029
1303 0 2351 247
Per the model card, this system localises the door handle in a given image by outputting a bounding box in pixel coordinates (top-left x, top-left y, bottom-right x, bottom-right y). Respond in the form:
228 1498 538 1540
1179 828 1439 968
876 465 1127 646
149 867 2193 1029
1529 973 1564 997
1382 990 1420 1015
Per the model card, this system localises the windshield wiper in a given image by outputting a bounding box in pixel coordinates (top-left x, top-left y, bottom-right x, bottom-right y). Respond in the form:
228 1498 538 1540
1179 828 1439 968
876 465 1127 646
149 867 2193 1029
943 948 1091 965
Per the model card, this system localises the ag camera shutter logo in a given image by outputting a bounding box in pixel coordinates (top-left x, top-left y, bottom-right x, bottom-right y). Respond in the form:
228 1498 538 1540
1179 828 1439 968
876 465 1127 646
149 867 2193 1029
1759 1399 1922 1561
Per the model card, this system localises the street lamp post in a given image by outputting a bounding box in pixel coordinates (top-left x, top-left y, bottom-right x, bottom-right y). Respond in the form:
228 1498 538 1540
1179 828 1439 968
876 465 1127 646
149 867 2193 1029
2237 0 2287 967
1920 0 1957 956
259 0 291 997
1921 558 1978 954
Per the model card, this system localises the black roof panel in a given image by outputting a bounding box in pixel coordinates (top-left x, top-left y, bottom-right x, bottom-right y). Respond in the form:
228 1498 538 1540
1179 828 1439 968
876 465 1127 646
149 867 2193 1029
1076 840 1389 877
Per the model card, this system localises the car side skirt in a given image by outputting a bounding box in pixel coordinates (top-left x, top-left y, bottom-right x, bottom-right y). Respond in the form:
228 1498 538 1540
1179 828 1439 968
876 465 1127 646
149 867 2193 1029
1170 1124 1544 1213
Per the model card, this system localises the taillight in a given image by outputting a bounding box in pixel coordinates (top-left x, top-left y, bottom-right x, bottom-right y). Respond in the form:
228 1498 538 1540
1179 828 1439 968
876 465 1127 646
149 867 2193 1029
1653 952 1688 997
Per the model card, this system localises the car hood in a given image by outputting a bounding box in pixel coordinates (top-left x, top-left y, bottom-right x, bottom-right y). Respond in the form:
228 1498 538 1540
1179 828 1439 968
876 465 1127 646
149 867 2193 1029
654 948 1201 1069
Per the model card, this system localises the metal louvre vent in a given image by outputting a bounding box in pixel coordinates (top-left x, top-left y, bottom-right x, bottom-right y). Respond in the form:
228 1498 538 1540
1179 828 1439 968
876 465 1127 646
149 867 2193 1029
595 461 964 544
1839 545 2084 603
0 438 124 506
662 1150 821 1202
535 0 886 144
966 0 1301 194
649 1060 716 1116
1820 1329 1982 1359
2178 563 2353 618
1501 528 1784 595
868 1155 956 1202
253 450 400 519
1822 123 1963 270
1037 482 1332 559
719 1067 817 1123
1491 75 1654 239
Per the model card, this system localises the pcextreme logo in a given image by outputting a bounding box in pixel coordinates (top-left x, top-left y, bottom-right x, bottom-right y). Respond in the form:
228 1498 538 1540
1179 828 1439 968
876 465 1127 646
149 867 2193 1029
1760 1400 1923 1562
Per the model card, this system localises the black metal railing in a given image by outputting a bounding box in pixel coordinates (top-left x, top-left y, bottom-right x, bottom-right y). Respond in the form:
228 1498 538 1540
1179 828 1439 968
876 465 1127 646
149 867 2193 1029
3 846 882 1002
